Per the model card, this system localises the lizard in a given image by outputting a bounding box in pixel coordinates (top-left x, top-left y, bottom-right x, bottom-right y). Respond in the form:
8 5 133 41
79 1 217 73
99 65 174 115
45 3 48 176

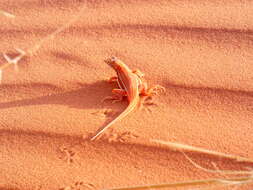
91 57 165 141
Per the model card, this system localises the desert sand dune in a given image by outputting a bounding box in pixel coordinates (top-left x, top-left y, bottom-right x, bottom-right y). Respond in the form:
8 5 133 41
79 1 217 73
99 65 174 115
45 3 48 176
0 0 253 190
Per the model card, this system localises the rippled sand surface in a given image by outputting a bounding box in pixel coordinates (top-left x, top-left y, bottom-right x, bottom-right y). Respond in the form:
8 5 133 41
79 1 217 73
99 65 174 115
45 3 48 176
0 0 253 189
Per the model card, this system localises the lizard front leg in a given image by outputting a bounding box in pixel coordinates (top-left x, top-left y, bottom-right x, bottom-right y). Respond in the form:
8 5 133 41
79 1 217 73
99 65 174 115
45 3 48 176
142 85 166 96
108 76 118 83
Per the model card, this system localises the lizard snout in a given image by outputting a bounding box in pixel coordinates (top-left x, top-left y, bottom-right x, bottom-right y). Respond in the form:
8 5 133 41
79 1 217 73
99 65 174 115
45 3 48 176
104 56 118 65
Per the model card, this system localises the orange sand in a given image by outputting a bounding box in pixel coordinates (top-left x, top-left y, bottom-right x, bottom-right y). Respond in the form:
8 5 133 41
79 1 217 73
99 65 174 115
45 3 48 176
0 0 253 190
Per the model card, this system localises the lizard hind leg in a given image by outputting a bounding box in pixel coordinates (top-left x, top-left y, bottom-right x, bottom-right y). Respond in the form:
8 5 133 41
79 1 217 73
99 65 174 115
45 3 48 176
102 88 127 103
132 69 145 78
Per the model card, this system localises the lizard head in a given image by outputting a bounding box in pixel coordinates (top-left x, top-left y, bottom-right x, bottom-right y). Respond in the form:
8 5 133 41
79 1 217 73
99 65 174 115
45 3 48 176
104 56 121 70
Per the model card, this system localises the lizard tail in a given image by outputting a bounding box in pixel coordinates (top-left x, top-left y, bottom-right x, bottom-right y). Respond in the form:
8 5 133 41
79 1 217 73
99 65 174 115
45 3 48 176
90 101 137 141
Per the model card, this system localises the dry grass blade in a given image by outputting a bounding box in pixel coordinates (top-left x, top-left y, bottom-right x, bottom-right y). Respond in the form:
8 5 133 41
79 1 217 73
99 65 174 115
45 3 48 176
0 70 2 84
105 176 252 190
27 5 87 55
151 139 253 164
3 48 26 64
0 10 15 18
182 152 253 175
0 3 87 84
0 48 26 84
0 48 26 74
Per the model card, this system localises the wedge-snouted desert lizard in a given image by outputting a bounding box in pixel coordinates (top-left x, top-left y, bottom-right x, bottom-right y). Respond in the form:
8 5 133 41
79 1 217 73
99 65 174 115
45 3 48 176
91 57 165 141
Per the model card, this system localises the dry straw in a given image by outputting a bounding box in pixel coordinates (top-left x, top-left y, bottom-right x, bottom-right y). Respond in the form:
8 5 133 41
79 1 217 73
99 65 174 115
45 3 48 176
105 139 253 190
105 176 252 190
0 4 87 83
151 139 253 164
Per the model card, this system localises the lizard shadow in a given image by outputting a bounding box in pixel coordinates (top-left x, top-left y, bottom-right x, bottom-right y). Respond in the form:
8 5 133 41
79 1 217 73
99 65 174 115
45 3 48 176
0 80 120 110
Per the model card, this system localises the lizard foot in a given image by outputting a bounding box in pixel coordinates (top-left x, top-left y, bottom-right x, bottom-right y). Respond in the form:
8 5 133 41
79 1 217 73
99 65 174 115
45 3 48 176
101 95 123 104
101 88 127 104
148 85 166 95
140 96 158 113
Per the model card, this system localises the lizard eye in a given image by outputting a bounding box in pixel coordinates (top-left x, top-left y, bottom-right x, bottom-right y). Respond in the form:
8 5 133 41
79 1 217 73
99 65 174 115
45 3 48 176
111 56 117 62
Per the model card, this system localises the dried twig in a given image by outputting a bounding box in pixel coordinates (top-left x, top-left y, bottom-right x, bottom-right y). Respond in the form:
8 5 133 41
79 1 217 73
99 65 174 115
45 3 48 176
151 139 253 163
0 3 87 83
105 176 252 190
